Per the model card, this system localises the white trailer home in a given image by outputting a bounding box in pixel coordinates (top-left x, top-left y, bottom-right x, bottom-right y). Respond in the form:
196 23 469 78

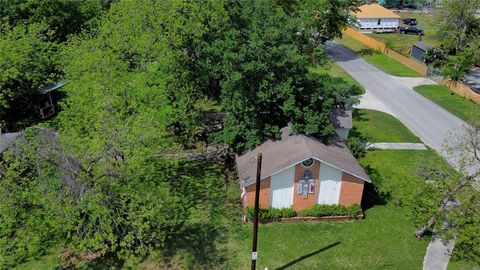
352 4 401 30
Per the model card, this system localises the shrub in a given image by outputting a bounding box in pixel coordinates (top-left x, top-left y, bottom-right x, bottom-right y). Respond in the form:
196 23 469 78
246 207 296 221
346 136 367 159
246 204 362 221
298 204 362 217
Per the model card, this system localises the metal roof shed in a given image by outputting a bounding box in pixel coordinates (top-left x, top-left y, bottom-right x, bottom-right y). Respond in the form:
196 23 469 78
411 41 433 63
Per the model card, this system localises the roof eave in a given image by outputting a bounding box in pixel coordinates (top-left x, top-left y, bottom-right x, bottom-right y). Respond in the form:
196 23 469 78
242 155 371 187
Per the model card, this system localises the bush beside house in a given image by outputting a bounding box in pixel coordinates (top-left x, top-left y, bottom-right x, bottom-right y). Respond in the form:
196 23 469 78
246 204 362 221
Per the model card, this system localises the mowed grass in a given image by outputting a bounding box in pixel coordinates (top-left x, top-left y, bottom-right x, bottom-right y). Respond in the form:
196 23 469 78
12 246 61 270
448 260 480 270
414 85 480 121
366 13 439 56
229 205 428 270
352 109 421 143
359 148 452 204
227 109 455 270
309 62 365 95
335 35 422 77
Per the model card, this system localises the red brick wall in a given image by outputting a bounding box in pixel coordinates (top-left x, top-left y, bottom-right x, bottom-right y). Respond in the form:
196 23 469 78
245 177 271 208
292 161 320 211
339 172 364 206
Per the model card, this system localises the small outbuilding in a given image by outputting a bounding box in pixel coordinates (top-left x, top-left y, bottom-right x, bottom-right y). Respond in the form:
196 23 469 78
352 4 401 30
411 41 433 63
236 127 370 211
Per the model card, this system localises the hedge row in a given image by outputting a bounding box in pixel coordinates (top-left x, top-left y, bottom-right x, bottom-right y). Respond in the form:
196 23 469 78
246 204 362 221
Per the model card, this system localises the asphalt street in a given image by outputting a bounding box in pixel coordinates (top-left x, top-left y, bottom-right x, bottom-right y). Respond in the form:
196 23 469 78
324 41 466 270
324 41 468 167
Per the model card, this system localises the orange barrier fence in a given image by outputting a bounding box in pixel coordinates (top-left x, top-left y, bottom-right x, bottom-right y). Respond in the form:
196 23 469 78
443 79 480 105
341 28 428 76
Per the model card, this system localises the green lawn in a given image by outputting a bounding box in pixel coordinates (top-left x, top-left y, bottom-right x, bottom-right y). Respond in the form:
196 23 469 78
229 205 428 270
366 13 439 56
12 246 61 270
227 111 440 269
336 35 422 77
448 260 480 270
309 62 365 95
359 149 453 205
352 109 421 143
414 85 480 121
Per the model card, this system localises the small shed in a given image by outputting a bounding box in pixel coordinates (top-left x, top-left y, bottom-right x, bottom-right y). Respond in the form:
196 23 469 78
36 81 68 119
411 41 433 63
352 4 401 30
236 126 370 211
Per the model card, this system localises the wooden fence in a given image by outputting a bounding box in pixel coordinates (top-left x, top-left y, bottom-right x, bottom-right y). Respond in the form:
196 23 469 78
342 28 386 52
341 28 428 76
384 49 428 75
443 79 480 104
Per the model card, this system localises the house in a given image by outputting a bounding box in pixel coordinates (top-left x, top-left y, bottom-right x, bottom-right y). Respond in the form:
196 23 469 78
236 126 370 211
352 4 401 30
411 41 433 63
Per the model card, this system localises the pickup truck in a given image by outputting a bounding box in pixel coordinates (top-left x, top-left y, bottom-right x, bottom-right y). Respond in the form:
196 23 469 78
402 18 417 26
399 26 424 35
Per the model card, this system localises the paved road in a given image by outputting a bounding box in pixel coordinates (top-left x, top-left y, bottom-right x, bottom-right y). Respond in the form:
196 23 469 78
324 41 465 270
325 41 467 164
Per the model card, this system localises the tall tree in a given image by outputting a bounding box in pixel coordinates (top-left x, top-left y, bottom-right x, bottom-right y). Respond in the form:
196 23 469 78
0 22 59 130
195 0 359 151
426 0 480 80
0 0 105 41
412 112 480 264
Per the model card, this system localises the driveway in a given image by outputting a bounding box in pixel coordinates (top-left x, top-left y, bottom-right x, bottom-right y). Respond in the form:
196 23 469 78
324 41 467 166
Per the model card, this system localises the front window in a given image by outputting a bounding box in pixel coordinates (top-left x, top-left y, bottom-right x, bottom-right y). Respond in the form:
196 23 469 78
301 158 315 168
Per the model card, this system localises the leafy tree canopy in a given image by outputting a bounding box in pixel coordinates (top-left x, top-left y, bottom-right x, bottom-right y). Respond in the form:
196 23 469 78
0 22 59 127
196 0 360 151
0 0 363 267
426 0 480 80
0 0 106 41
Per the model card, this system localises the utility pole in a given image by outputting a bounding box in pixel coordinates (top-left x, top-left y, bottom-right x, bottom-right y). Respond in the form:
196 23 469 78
251 153 262 270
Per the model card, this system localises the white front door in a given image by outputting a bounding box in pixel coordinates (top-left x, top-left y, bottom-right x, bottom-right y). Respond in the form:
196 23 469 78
270 166 295 209
318 163 342 205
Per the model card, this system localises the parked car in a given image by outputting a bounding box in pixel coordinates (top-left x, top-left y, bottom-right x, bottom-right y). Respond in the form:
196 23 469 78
402 18 417 26
399 26 424 35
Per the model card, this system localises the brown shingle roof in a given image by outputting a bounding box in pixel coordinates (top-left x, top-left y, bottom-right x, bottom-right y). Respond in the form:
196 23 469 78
352 4 401 19
331 109 353 130
236 127 370 187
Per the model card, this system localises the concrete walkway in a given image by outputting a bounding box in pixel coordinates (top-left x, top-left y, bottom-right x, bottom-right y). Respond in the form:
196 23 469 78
366 142 427 150
324 41 467 270
424 236 455 270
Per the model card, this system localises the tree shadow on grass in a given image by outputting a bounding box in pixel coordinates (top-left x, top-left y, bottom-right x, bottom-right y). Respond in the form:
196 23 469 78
361 164 390 211
274 242 341 270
